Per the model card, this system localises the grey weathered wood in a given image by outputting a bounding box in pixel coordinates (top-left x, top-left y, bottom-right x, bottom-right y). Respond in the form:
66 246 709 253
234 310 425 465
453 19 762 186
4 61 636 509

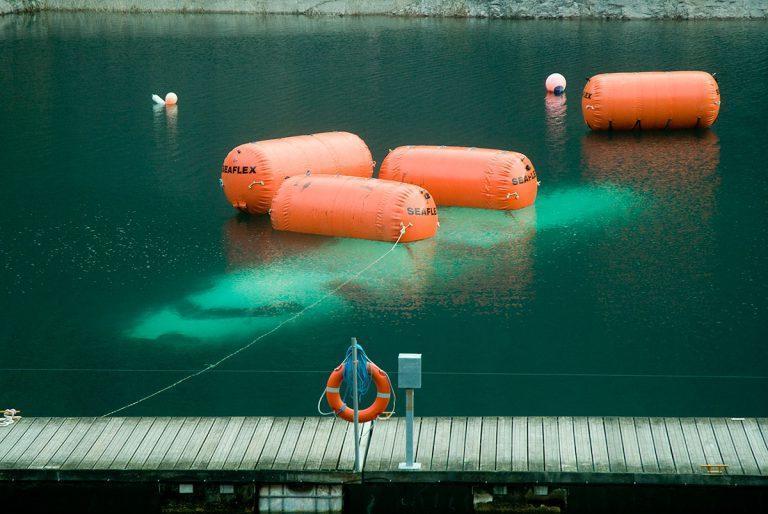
319 419 348 470
239 417 274 470
1 418 52 467
543 417 560 472
742 418 768 475
272 418 304 470
222 417 259 470
495 417 512 471
158 417 201 469
479 417 497 471
603 417 626 473
174 417 215 470
695 418 723 467
77 417 126 469
92 418 141 470
61 418 111 469
28 418 87 469
338 419 369 470
680 418 706 469
587 417 609 473
207 417 245 470
257 418 290 469
127 417 170 469
649 418 674 474
110 417 155 469
13 418 65 468
661 418 690 474
573 417 593 472
415 417 436 470
191 417 231 469
47 419 98 468
363 418 396 471
288 417 319 471
390 417 421 470
710 418 742 474
527 417 544 472
0 418 36 461
430 417 451 472
634 418 659 473
511 416 527 472
142 417 185 469
726 419 759 475
464 417 482 471
447 417 467 471
619 417 642 472
558 417 577 472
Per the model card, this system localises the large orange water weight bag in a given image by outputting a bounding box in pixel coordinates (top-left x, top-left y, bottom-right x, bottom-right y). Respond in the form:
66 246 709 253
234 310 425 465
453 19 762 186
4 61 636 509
582 71 721 130
379 146 538 210
270 175 438 243
221 132 374 214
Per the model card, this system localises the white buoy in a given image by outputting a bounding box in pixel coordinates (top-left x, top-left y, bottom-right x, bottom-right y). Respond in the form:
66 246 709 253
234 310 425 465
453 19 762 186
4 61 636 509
165 92 178 106
546 73 567 95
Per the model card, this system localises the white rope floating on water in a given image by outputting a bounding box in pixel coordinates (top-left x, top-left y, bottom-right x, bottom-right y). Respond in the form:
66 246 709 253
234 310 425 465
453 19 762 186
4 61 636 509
100 225 410 418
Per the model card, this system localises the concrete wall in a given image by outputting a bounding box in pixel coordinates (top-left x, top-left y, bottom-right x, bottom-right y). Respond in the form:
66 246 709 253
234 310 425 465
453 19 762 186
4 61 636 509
3 0 768 18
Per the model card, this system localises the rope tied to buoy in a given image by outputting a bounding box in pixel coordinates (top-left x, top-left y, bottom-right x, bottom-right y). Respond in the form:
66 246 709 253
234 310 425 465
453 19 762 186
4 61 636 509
247 180 265 189
101 225 411 418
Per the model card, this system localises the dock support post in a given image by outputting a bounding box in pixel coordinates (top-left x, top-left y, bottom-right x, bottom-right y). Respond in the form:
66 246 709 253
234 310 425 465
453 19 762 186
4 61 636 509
398 353 422 470
351 337 361 473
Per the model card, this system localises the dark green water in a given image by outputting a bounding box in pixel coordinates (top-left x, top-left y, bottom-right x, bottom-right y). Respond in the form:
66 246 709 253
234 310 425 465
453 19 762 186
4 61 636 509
1 13 766 418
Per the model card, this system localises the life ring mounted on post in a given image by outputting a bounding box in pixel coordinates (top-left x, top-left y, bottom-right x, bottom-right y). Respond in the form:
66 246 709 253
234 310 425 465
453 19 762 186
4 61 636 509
325 361 391 422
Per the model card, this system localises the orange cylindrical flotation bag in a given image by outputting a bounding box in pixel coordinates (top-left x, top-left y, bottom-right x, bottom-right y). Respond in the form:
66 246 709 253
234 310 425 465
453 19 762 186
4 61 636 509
271 175 438 243
221 132 374 214
582 71 721 131
378 146 538 210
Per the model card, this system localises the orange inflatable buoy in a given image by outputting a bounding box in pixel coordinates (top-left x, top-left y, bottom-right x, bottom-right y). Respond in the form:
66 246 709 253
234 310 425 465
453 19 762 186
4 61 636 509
271 175 438 242
221 132 374 214
582 71 721 130
326 362 391 422
379 146 538 210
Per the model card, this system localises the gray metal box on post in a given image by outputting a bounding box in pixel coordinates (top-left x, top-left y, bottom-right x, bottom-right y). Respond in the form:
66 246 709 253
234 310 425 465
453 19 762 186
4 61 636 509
398 353 422 470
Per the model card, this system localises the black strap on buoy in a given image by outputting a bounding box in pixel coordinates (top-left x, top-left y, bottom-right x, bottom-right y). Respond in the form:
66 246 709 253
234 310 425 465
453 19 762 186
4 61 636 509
608 120 613 131
664 119 672 130
695 117 701 129
633 119 642 130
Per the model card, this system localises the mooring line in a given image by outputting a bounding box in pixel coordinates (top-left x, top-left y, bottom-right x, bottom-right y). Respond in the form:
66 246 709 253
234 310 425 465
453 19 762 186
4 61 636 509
100 227 409 417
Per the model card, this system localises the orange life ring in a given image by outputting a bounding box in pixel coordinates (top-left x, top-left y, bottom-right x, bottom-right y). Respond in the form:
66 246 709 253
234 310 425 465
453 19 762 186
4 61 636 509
325 362 391 422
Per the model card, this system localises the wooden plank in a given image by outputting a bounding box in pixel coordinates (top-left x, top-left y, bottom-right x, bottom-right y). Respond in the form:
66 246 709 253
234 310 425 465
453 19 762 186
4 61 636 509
527 417 544 472
742 418 768 475
288 417 318 471
543 417 560 472
726 418 760 475
648 418 674 474
174 418 215 470
127 417 171 469
634 418 659 473
92 418 141 469
222 417 260 470
587 417 609 473
0 418 51 467
495 417 512 472
110 417 155 469
464 417 482 471
159 417 201 469
319 419 348 470
0 420 25 448
142 418 185 470
12 418 65 468
0 418 36 461
272 418 305 470
39 418 95 469
430 417 451 472
363 418 396 471
711 418 742 474
695 418 723 467
61 417 111 469
479 417 497 471
257 417 290 469
619 417 642 472
339 420 372 470
603 417 626 473
204 417 245 470
511 416 527 471
77 417 127 469
573 417 593 472
662 417 691 474
416 417 436 470
239 417 274 470
390 417 421 470
680 418 706 469
26 418 79 469
447 417 467 471
190 417 231 469
558 417 577 472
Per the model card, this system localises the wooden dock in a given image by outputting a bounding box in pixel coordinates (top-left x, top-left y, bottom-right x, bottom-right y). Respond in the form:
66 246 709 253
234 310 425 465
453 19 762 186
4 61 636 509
1 416 767 486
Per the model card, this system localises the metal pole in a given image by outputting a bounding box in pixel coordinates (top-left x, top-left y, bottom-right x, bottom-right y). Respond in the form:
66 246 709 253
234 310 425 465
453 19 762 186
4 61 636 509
405 389 414 467
351 337 361 472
